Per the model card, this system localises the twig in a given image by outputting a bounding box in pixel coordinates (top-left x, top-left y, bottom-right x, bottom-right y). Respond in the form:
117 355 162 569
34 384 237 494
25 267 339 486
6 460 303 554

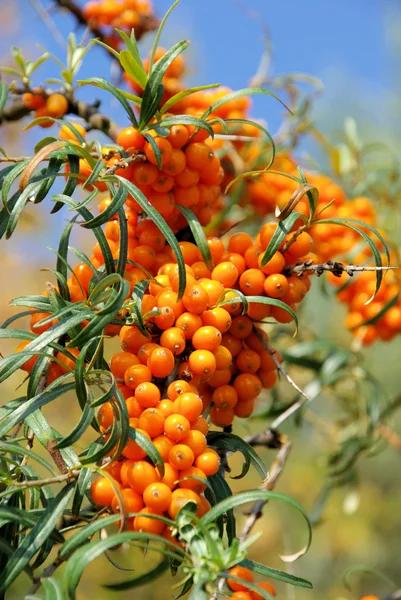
103 151 146 176
0 156 33 163
283 259 397 279
240 436 292 541
0 96 120 141
10 470 79 488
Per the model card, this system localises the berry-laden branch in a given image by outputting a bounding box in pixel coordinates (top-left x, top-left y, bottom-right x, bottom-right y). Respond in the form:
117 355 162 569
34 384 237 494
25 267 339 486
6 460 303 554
54 0 159 50
0 95 120 141
240 435 292 542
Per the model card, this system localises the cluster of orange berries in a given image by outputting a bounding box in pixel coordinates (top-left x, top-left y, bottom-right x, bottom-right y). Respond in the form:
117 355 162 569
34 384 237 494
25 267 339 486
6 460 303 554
22 91 69 128
83 0 155 49
223 565 277 599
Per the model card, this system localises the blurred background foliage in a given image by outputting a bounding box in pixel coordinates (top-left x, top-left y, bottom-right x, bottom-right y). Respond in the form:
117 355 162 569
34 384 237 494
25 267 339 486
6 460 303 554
1 1 401 599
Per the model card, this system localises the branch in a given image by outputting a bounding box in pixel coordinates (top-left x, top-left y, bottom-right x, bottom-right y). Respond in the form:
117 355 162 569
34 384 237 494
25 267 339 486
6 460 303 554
9 470 79 488
283 259 397 279
0 96 120 141
240 435 292 541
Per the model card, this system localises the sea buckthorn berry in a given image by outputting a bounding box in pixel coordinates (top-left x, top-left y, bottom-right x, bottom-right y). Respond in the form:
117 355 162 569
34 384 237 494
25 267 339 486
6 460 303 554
30 311 55 335
212 385 238 409
59 122 86 142
282 277 307 304
207 368 232 388
245 329 269 351
178 242 201 265
212 346 232 370
126 396 143 419
167 124 190 148
175 312 203 340
154 306 176 330
164 414 191 441
236 349 261 373
264 273 289 298
250 581 277 599
191 416 209 435
234 399 255 418
157 290 184 319
175 166 200 188
148 347 175 378
134 507 165 534
139 408 165 437
168 489 201 519
178 361 201 386
138 343 160 365
117 126 145 150
244 246 263 269
123 428 151 460
90 477 117 507
221 252 246 276
178 466 207 494
127 461 160 494
185 142 215 170
145 137 173 168
221 290 243 316
134 162 158 186
211 262 239 288
156 399 174 418
97 402 114 430
230 315 253 339
188 349 217 376
228 232 253 255
169 444 195 470
232 592 253 600
271 304 295 324
105 460 122 482
202 307 232 332
111 488 144 515
153 435 175 461
192 261 212 280
124 364 152 390
222 333 242 357
120 325 150 354
22 90 46 110
143 482 172 512
167 380 194 401
195 450 220 476
234 373 262 401
192 326 222 352
207 237 225 264
239 269 266 296
160 327 186 355
210 406 235 427
285 231 312 258
199 279 225 307
182 284 209 314
259 370 278 389
110 351 140 379
227 566 254 592
72 262 93 291
161 462 179 490
247 302 271 321
46 93 69 117
181 430 207 457
259 251 286 275
173 392 203 422
120 460 135 487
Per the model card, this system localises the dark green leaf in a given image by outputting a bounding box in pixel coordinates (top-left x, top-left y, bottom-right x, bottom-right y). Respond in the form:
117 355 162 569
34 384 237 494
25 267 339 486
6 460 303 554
207 432 267 480
240 559 313 588
260 212 308 267
176 206 214 269
104 558 170 591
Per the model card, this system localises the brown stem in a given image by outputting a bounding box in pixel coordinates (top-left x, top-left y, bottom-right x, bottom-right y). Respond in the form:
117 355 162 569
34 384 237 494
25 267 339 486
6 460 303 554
283 259 397 279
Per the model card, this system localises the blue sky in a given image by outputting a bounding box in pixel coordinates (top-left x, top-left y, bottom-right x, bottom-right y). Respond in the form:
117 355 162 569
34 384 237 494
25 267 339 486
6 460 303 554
0 0 399 257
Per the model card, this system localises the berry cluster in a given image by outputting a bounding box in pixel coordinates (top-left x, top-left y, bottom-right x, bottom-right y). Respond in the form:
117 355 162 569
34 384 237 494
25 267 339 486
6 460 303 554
22 91 69 128
83 0 155 49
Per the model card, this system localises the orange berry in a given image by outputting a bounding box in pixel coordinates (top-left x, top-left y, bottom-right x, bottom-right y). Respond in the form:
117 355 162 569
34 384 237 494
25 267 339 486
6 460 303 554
210 405 235 427
258 251 285 275
154 306 176 330
236 349 261 373
264 274 289 298
178 466 207 494
182 284 209 314
270 304 295 324
22 90 46 110
164 414 191 441
167 124 190 148
173 392 203 422
185 142 215 170
168 489 201 519
181 430 207 457
110 351 140 379
46 93 68 117
160 327 186 355
167 380 194 401
188 349 217 376
230 315 253 339
211 262 239 288
221 333 242 357
148 347 175 378
145 137 173 168
143 482 172 512
97 402 115 430
191 416 209 436
207 237 225 264
161 462 179 490
212 384 238 409
91 477 116 506
250 581 277 599
126 396 143 419
139 407 165 437
156 399 175 418
124 364 152 390
117 126 145 150
194 450 220 476
213 345 233 370
234 399 255 418
227 566 254 592
111 488 144 514
239 269 266 296
120 325 150 354
104 460 122 482
228 232 253 255
127 460 160 494
202 307 232 332
169 444 195 470
285 232 312 258
152 435 175 462
192 326 222 352
175 166 200 188
175 312 203 340
234 373 262 401
133 507 164 534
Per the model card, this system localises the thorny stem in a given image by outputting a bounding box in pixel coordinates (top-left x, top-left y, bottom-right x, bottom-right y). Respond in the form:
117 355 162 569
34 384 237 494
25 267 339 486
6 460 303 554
9 470 80 488
283 259 397 279
103 152 146 176
240 436 292 541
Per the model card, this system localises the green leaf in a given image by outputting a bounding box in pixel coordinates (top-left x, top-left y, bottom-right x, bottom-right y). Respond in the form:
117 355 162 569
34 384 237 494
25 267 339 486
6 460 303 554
207 432 267 480
148 115 214 139
119 49 148 91
0 441 56 475
41 577 66 600
116 28 146 79
139 40 189 128
160 83 220 115
316 217 390 298
2 160 30 213
128 427 165 477
148 0 181 74
206 473 235 542
342 565 395 591
55 402 94 449
115 177 186 299
201 87 291 120
176 205 214 269
104 558 170 591
78 78 138 128
62 532 183 598
0 483 74 594
201 490 312 561
240 559 313 589
82 185 127 229
260 212 308 267
0 81 9 112
218 294 298 331
0 383 75 436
